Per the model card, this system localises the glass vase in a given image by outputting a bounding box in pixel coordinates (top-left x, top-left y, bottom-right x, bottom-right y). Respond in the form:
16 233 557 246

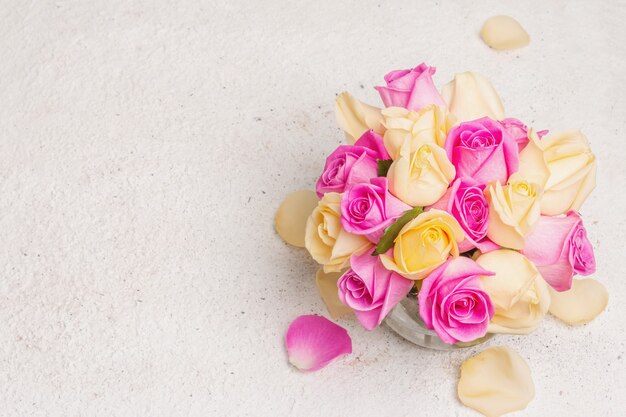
384 292 493 351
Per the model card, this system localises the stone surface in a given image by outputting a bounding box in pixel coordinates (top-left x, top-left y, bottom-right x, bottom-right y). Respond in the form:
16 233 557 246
0 1 625 416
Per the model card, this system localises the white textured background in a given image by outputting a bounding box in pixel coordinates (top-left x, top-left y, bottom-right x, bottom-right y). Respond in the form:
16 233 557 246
1 1 625 416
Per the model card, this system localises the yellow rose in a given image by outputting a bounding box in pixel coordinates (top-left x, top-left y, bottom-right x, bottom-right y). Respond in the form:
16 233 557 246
486 179 542 250
539 130 597 215
335 92 385 144
305 192 372 273
441 71 505 123
476 250 551 334
381 105 454 158
387 139 456 207
380 209 464 280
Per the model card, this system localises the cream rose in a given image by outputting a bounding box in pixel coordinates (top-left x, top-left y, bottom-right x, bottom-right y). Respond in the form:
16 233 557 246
380 209 464 280
387 139 456 207
486 179 542 250
476 250 551 334
305 192 372 273
441 71 505 123
381 105 453 158
540 130 597 215
515 128 550 186
335 92 386 144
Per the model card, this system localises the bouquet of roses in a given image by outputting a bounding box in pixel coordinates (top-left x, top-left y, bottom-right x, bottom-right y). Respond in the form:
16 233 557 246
297 63 599 345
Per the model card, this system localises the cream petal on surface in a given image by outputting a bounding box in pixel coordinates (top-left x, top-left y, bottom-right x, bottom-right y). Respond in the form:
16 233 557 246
335 92 385 144
458 346 534 417
480 15 530 51
549 278 608 325
315 268 353 319
275 190 319 247
285 315 352 372
441 71 505 123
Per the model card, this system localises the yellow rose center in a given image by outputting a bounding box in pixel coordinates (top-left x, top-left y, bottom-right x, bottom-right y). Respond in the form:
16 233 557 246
409 145 433 176
512 181 536 197
422 226 442 244
398 225 450 272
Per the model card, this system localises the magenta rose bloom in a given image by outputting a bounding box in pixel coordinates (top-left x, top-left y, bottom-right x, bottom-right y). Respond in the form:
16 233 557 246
316 130 390 197
500 117 549 152
427 178 498 253
521 211 596 292
340 177 411 243
418 257 495 344
374 63 446 111
338 251 414 330
444 117 519 185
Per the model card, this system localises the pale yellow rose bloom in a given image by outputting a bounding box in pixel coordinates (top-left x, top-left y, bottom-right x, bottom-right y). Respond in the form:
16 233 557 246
515 129 550 186
380 209 464 280
539 130 597 215
381 105 454 159
486 179 542 250
387 139 456 207
476 250 551 334
305 192 372 273
441 71 505 123
335 92 385 144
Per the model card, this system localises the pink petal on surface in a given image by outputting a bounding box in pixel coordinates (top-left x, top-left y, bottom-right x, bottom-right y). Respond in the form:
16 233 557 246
285 315 352 372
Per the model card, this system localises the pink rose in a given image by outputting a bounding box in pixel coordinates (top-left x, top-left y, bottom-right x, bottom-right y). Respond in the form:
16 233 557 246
374 63 446 111
316 130 390 197
340 177 411 243
521 211 596 292
500 118 549 152
418 257 495 344
427 178 498 253
338 251 414 330
445 117 519 185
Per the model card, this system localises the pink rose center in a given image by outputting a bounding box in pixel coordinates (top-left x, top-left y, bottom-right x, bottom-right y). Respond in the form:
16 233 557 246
344 273 373 305
460 129 498 148
443 289 489 326
321 157 345 185
451 297 476 318
348 196 373 222
570 225 595 274
453 187 489 240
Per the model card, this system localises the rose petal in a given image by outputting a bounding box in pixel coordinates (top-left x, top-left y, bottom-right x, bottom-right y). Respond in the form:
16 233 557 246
548 278 608 325
315 268 353 319
480 15 530 51
458 346 534 417
513 129 550 187
441 71 505 123
275 190 319 247
285 315 352 372
335 92 385 144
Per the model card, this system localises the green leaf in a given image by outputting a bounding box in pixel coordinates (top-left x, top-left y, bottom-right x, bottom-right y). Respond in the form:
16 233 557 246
372 206 423 255
377 159 393 177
